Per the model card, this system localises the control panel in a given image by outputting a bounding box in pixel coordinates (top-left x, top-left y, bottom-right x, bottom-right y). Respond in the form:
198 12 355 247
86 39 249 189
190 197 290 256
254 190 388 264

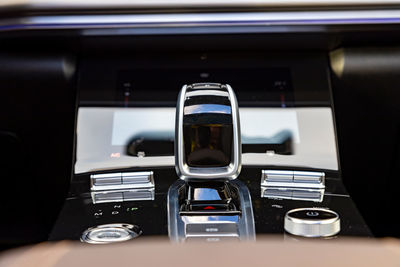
49 51 372 244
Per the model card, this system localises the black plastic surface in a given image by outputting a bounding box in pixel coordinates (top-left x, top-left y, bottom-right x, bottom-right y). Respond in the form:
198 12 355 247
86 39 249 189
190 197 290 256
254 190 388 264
49 167 371 241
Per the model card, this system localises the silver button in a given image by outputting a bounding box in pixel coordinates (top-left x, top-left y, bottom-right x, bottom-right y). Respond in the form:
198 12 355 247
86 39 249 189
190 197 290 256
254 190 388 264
186 223 238 236
262 170 293 183
262 188 292 199
93 192 123 203
122 171 152 184
291 189 324 202
293 171 324 184
123 189 154 201
284 208 340 238
91 173 122 186
81 224 141 244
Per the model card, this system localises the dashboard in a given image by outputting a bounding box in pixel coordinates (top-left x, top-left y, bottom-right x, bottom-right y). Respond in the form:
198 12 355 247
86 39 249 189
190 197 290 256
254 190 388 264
0 0 400 250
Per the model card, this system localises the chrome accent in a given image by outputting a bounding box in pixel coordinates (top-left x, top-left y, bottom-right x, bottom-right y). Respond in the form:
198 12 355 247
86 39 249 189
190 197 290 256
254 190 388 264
168 179 255 242
3 1 400 11
261 170 325 189
293 171 325 184
93 191 124 203
122 188 155 201
92 188 155 204
90 171 155 203
91 171 154 191
284 208 340 238
81 223 141 244
91 173 121 186
183 216 239 238
261 187 324 202
175 84 241 181
186 90 229 98
4 10 400 33
122 171 153 185
262 170 293 182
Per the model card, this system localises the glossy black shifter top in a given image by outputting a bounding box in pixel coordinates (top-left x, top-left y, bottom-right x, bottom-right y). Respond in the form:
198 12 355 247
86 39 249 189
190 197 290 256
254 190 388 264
175 83 241 181
183 94 233 167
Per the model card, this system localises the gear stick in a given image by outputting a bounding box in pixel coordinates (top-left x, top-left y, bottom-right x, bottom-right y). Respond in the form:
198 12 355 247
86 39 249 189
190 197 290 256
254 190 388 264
168 83 255 242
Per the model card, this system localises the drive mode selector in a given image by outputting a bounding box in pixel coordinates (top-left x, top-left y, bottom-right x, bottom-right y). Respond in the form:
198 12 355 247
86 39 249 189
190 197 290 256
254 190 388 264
81 224 141 244
284 208 340 237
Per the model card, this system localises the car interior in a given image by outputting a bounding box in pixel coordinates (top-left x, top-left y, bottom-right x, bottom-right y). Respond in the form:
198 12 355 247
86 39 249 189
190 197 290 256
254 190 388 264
1 0 400 263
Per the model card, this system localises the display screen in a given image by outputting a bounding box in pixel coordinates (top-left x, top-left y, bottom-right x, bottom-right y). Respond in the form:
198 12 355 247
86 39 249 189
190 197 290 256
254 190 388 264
75 107 339 174
110 68 293 107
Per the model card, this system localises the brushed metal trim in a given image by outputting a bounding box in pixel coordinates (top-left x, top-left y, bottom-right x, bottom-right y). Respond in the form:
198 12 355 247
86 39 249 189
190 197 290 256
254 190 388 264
91 171 154 191
80 223 141 244
261 170 325 189
2 0 400 11
284 208 340 237
3 10 400 32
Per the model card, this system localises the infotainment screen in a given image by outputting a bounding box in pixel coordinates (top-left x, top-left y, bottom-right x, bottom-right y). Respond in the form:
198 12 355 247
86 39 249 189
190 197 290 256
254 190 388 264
75 107 337 174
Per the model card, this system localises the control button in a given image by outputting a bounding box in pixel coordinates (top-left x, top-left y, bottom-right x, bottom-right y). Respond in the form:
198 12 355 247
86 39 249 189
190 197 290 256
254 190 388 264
262 188 292 198
262 170 293 183
262 188 324 202
122 171 153 185
91 173 122 186
81 224 141 244
93 192 123 203
293 171 324 184
186 223 238 236
291 189 324 202
284 208 340 238
123 189 154 201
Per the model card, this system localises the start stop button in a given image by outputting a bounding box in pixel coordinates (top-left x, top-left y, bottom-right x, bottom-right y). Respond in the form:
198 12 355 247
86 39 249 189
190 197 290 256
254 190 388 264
284 208 340 238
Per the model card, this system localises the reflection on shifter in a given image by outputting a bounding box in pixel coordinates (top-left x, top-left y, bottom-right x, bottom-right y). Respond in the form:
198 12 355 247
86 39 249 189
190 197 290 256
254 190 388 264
181 182 239 214
184 124 233 167
126 130 293 157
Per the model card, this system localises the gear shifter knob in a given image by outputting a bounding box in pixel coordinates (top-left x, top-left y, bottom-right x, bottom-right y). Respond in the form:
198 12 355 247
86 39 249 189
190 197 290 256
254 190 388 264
175 83 241 181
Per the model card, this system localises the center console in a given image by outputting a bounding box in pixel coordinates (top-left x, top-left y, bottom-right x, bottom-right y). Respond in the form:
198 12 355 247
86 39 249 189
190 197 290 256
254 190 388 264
49 50 371 243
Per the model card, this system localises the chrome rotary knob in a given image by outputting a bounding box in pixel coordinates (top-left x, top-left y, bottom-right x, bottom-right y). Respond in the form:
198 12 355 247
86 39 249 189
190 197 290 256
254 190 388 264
81 223 141 244
284 208 340 238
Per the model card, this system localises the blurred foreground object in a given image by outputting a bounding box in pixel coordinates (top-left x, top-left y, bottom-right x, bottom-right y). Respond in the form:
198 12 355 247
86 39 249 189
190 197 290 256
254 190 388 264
1 238 400 267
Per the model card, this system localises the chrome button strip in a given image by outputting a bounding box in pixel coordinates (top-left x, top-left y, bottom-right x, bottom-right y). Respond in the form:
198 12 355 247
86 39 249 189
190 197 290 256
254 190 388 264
261 170 325 202
261 170 325 189
90 171 155 203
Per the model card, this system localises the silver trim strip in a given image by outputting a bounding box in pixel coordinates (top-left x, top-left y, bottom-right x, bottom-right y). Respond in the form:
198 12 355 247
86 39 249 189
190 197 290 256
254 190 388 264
91 171 154 191
2 1 400 10
3 10 400 32
261 170 325 189
186 90 229 97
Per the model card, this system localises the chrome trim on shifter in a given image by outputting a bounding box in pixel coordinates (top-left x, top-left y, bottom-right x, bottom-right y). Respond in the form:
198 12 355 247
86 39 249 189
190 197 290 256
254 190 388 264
175 83 241 181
